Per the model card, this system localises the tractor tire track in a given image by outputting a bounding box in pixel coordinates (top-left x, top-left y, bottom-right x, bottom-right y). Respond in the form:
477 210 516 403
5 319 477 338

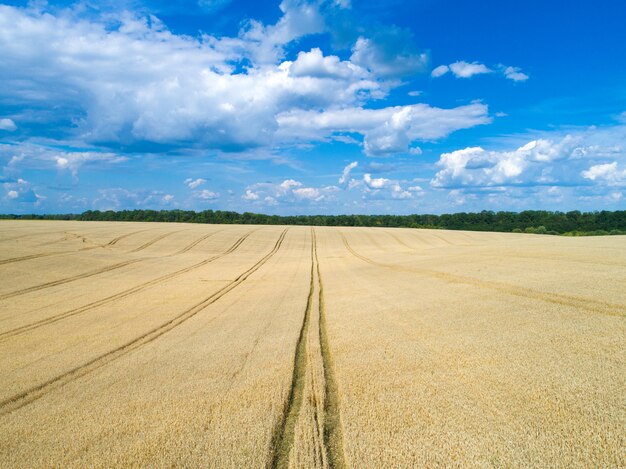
0 230 67 243
269 228 345 469
0 251 74 266
0 231 256 342
315 230 346 469
269 232 315 469
386 231 419 252
0 229 288 416
341 233 626 318
0 230 149 267
174 229 223 255
106 230 149 246
130 230 183 253
0 259 142 301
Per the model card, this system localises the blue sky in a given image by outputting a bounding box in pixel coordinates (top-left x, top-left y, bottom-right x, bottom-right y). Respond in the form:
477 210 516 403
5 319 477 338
1 0 625 215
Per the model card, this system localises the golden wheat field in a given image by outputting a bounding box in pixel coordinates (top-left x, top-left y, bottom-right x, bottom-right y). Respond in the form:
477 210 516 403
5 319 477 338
0 220 624 468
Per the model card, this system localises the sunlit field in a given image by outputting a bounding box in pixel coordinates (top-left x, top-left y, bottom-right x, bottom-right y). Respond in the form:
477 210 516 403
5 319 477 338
0 220 624 467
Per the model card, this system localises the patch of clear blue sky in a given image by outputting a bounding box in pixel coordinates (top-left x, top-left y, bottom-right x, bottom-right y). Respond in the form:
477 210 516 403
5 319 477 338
1 0 625 214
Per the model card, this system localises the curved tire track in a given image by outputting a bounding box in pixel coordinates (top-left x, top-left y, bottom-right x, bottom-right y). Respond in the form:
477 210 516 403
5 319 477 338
106 230 149 246
0 230 148 267
0 251 74 266
341 232 626 317
0 231 255 342
0 259 142 301
0 230 67 244
130 230 183 253
174 229 223 255
0 229 288 416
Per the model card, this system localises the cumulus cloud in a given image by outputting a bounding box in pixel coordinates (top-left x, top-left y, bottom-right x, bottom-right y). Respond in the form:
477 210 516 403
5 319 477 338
430 125 626 192
2 177 44 204
431 137 581 188
185 178 207 189
363 173 389 189
361 173 413 199
293 187 321 200
449 61 492 78
242 189 260 200
289 47 366 79
243 178 338 204
195 189 220 200
0 143 127 177
0 4 488 158
339 161 358 184
502 66 529 82
277 102 491 156
350 26 429 78
582 162 626 185
0 118 16 131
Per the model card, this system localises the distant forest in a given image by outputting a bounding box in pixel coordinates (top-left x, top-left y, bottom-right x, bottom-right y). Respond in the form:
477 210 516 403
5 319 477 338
2 209 626 236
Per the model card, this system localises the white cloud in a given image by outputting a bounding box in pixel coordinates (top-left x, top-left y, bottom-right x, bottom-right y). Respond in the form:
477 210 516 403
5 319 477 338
0 4 388 153
0 5 490 158
243 178 338 205
280 179 302 190
339 161 358 184
449 61 492 78
502 66 529 82
363 173 389 189
360 173 413 199
185 178 207 189
0 118 16 131
0 143 126 177
240 0 327 64
3 177 44 204
277 102 491 156
195 189 219 200
350 27 429 78
432 61 529 82
242 189 260 200
52 151 126 177
431 65 449 78
293 187 321 200
582 162 626 185
430 130 626 189
289 47 366 79
390 183 412 199
431 137 579 188
162 194 174 202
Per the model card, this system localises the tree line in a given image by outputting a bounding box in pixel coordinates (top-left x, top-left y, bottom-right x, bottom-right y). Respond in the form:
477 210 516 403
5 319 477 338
2 209 626 235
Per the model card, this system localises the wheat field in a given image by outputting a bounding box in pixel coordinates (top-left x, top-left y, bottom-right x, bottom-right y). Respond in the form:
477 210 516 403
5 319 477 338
0 220 624 467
